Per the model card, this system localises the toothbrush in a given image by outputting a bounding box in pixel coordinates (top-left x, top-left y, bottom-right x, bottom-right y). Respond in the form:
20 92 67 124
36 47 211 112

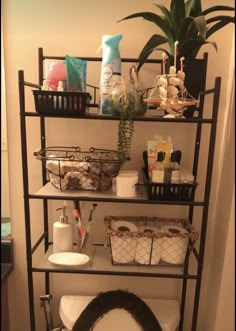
73 207 84 238
80 203 98 251
73 200 84 244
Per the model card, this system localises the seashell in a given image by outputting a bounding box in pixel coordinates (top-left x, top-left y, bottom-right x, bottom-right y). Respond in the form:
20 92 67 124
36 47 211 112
167 86 178 98
159 86 167 98
177 71 185 80
179 80 185 90
159 76 168 87
169 77 180 86
169 66 176 75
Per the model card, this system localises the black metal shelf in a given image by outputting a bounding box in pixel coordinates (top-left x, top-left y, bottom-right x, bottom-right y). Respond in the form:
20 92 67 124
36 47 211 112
28 182 205 206
19 48 221 331
32 245 198 280
21 110 213 123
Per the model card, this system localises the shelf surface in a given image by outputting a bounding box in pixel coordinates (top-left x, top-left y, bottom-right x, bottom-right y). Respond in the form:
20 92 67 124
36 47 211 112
33 245 198 279
30 183 204 205
22 111 213 123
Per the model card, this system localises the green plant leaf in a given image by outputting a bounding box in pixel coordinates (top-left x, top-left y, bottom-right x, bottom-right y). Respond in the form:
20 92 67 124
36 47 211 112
206 19 235 39
153 4 175 35
170 0 185 35
118 11 175 53
191 40 217 58
137 34 169 71
185 19 199 41
153 47 172 58
117 12 160 24
201 5 235 16
177 16 195 44
206 15 235 25
190 0 202 17
194 16 207 39
185 0 195 17
179 38 217 58
117 12 173 40
184 16 207 42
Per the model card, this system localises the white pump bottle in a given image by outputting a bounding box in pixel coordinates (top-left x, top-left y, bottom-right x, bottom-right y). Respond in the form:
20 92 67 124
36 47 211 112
53 204 73 253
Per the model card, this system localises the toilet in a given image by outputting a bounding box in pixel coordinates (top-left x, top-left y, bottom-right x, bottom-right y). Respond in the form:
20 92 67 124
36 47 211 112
59 295 180 331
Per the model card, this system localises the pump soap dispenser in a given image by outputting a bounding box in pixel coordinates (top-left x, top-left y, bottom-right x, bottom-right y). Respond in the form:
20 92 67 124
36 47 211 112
53 203 73 253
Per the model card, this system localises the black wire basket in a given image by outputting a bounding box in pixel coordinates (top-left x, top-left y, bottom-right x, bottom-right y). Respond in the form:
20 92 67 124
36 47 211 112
142 151 198 201
33 90 91 115
34 146 122 191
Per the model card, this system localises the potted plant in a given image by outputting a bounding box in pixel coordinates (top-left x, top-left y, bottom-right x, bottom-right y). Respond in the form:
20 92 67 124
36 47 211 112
112 82 147 164
108 69 147 164
118 1 235 117
117 0 235 68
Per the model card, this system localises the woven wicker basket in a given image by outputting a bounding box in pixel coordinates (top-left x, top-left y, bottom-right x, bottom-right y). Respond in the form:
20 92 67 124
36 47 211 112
104 216 199 266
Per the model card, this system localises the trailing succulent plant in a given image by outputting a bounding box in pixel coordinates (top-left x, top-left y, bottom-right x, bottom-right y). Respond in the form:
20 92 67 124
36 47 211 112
111 68 148 164
118 0 235 70
117 101 135 164
114 86 147 164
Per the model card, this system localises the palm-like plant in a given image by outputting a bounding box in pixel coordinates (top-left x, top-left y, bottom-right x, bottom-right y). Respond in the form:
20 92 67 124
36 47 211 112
118 0 235 69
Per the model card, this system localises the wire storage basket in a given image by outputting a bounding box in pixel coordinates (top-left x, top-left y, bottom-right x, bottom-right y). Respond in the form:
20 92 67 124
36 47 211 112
104 216 199 266
142 152 198 201
145 179 198 201
34 146 122 191
33 90 91 115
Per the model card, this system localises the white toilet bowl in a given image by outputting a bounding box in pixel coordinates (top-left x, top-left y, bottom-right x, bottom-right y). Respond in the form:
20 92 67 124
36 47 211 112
59 295 180 331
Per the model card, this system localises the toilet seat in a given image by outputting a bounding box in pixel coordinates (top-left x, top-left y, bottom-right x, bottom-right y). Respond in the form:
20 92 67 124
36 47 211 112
59 294 180 331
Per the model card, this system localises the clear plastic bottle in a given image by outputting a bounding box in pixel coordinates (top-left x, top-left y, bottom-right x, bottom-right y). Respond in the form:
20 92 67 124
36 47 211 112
156 139 172 168
80 219 95 259
165 152 180 183
41 79 49 91
152 151 166 183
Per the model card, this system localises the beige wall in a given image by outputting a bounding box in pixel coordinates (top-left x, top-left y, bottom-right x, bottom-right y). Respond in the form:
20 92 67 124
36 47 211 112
197 37 235 331
1 32 11 218
214 189 235 331
2 1 234 330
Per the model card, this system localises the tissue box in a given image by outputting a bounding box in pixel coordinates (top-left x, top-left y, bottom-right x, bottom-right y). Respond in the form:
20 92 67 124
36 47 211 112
104 216 199 266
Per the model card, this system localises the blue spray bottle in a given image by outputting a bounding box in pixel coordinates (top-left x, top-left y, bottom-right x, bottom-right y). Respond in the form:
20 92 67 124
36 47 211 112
100 34 123 115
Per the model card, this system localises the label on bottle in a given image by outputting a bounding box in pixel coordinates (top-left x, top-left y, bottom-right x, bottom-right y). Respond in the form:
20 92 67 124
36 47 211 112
171 170 180 183
156 141 171 168
147 140 158 178
152 170 165 183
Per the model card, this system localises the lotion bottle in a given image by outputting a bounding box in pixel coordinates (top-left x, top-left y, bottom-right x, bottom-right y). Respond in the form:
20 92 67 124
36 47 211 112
165 152 180 183
53 204 73 253
56 80 65 110
152 151 166 183
156 139 172 169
